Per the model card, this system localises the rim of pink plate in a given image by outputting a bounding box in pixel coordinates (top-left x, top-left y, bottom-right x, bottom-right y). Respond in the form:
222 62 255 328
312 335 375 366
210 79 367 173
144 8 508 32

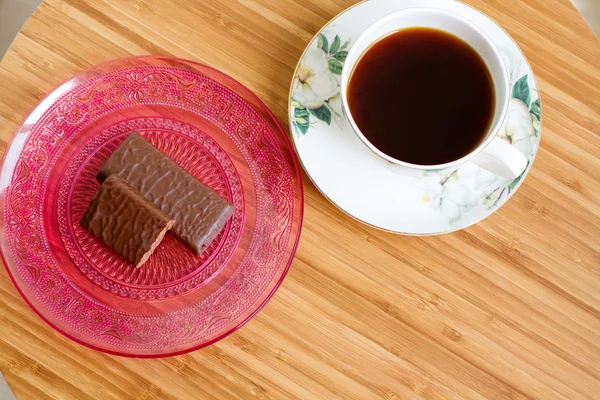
0 55 304 358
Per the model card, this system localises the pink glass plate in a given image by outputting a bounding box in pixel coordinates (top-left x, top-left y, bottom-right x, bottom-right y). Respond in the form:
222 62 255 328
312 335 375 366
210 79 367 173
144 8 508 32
0 56 303 357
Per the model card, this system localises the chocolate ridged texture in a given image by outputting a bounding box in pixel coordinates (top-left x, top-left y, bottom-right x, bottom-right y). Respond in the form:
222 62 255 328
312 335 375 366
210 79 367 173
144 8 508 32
81 174 175 268
98 132 235 256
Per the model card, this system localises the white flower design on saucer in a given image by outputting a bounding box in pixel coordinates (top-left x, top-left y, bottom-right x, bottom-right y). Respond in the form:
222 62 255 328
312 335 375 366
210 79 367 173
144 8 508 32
293 47 340 110
498 98 536 157
422 171 479 224
501 49 525 86
291 33 351 135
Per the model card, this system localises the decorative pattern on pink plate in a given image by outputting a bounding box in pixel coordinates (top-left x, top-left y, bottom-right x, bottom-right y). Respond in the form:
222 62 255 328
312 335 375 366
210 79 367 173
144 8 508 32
60 120 244 300
0 57 303 357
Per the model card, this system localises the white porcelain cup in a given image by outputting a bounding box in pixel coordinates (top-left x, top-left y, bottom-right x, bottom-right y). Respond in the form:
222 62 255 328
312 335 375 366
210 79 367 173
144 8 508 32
341 8 528 179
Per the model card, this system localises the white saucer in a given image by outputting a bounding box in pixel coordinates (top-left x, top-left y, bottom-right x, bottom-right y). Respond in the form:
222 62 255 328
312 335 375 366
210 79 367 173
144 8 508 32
288 0 541 234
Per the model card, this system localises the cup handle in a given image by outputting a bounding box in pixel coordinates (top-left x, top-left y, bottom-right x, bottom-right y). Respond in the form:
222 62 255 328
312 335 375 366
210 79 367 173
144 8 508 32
470 137 528 179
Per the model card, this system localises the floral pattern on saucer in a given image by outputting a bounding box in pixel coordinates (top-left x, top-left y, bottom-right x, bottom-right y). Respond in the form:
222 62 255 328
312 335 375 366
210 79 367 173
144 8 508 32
419 67 540 225
288 0 542 234
291 33 351 133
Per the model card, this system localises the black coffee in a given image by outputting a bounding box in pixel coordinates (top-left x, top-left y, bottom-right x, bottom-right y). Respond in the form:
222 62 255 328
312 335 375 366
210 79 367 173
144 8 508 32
347 28 495 165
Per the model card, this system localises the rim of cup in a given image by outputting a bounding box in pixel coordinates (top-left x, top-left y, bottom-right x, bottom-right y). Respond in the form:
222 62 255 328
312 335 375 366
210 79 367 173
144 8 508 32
340 7 511 171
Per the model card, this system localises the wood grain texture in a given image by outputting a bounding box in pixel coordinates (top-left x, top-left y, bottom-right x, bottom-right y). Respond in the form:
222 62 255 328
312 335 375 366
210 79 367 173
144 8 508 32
0 0 599 398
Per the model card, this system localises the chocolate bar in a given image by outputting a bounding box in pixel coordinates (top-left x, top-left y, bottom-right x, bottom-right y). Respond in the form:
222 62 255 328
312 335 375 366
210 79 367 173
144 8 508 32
98 132 234 256
81 174 175 268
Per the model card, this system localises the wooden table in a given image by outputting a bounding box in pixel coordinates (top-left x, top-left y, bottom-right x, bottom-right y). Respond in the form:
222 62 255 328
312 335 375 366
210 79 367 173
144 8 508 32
0 0 599 398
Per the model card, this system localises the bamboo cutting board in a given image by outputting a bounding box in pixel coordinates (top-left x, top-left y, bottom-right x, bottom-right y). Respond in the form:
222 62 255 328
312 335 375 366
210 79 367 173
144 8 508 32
0 0 599 398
